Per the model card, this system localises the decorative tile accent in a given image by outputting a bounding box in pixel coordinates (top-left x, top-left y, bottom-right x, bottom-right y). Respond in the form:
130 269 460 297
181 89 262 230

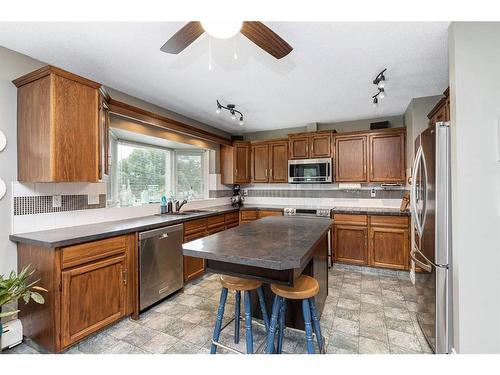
13 194 106 216
208 190 233 198
247 189 405 199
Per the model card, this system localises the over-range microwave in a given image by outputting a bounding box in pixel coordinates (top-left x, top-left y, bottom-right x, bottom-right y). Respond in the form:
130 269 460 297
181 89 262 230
288 158 332 184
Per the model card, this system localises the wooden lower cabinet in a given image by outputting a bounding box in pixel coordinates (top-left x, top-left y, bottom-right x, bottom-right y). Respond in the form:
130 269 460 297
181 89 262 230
333 214 409 270
61 254 127 347
369 226 409 270
183 218 208 282
240 209 258 224
17 233 136 353
333 224 368 265
240 209 283 223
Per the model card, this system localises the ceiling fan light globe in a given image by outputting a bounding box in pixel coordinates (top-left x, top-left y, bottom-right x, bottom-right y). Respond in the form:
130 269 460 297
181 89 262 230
201 21 243 39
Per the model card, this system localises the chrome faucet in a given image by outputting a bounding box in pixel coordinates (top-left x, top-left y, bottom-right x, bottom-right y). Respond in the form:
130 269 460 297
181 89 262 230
175 199 188 212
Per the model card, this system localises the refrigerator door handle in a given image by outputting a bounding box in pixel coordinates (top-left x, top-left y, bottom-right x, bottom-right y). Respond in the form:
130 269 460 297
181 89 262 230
411 146 427 237
410 246 432 272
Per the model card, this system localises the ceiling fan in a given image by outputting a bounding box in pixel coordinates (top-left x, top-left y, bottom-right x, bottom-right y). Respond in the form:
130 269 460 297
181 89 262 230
160 21 293 59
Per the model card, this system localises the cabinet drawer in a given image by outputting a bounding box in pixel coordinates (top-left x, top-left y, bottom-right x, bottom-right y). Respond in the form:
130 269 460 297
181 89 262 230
184 232 206 243
240 210 258 221
207 214 225 229
224 211 239 224
184 218 208 236
62 235 128 269
370 215 409 228
258 210 282 219
225 222 239 230
333 214 368 226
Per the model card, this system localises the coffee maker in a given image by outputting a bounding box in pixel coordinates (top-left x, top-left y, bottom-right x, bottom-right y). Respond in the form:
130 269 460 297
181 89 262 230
230 184 244 207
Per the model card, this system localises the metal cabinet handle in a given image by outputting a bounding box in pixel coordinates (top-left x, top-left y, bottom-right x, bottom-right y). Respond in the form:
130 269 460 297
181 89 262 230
159 233 169 239
122 269 128 285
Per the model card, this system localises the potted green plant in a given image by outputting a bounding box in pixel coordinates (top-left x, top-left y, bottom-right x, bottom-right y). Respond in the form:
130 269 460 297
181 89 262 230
0 265 47 337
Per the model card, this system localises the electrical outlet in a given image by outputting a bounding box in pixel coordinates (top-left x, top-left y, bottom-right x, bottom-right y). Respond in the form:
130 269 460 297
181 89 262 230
370 188 376 198
242 189 248 196
52 195 62 208
87 194 99 205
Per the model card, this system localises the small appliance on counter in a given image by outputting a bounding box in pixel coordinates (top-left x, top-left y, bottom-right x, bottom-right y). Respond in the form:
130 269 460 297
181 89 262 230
230 184 244 207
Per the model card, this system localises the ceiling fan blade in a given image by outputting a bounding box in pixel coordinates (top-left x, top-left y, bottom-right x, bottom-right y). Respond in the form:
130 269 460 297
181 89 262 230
160 21 204 54
240 22 293 59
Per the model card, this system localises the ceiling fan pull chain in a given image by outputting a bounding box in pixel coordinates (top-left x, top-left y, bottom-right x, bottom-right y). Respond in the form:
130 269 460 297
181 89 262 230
208 36 213 71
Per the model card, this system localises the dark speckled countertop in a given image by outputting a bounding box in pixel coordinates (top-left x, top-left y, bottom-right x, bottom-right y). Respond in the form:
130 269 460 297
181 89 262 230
332 206 410 216
9 205 239 248
182 216 332 270
10 203 408 249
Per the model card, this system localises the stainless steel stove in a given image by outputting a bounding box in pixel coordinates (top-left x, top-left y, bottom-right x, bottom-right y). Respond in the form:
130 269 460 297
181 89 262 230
283 207 332 267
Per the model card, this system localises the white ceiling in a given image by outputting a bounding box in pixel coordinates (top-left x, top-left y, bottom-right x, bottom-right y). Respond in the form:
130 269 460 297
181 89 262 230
0 22 449 134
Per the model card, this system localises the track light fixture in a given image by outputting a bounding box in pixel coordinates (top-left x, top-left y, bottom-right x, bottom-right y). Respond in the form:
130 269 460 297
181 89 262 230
372 68 387 106
216 100 244 126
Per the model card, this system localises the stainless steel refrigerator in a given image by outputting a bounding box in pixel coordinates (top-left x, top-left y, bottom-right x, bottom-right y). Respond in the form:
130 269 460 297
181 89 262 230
410 121 452 354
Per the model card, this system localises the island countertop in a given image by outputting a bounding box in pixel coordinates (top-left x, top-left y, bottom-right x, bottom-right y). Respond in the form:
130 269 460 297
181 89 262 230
182 216 332 270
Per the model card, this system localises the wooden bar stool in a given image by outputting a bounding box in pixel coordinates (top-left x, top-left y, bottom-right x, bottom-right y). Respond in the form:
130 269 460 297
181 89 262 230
211 275 270 354
265 275 324 354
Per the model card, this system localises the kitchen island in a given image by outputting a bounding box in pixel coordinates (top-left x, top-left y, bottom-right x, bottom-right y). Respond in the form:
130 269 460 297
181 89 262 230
182 216 332 330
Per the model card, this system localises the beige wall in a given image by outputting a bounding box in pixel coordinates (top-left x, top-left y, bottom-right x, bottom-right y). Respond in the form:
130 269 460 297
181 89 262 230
448 22 500 354
243 115 405 141
404 95 442 170
0 47 45 276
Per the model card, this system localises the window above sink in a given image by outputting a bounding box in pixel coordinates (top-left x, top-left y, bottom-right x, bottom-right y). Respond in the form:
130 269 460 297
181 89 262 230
106 126 209 207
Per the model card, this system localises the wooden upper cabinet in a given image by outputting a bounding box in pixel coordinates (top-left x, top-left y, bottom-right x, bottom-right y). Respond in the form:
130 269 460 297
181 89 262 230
268 141 288 183
14 66 101 182
289 132 332 159
220 142 251 184
98 89 110 179
310 134 331 158
428 87 450 125
251 142 269 183
289 136 310 159
335 135 367 182
369 131 406 182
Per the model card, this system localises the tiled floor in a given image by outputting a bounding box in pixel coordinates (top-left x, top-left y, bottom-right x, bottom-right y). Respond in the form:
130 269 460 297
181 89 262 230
5 264 432 355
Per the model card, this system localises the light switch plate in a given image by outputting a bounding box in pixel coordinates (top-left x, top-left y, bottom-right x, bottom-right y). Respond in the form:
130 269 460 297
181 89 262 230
87 194 99 205
370 188 376 198
52 195 62 208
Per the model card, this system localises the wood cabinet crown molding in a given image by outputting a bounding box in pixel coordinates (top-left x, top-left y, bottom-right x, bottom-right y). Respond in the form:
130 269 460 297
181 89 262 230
108 99 232 146
13 65 101 89
427 87 450 123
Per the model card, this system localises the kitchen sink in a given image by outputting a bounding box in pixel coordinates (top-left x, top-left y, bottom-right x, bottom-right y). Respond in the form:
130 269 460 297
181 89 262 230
155 209 211 216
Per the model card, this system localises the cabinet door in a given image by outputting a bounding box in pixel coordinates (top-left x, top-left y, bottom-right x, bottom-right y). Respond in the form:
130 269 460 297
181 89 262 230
333 225 368 265
310 134 331 158
234 143 251 183
335 135 367 182
268 141 288 183
251 143 269 183
98 94 110 179
368 132 405 182
53 75 99 182
369 227 409 270
240 210 258 224
258 210 283 219
61 255 127 347
289 136 310 159
183 255 205 282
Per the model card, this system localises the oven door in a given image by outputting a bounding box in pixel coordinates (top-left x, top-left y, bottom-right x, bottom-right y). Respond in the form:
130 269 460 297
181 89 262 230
288 158 332 183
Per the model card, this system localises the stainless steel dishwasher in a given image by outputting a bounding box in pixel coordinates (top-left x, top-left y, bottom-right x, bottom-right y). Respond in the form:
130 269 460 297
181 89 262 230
139 224 184 311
